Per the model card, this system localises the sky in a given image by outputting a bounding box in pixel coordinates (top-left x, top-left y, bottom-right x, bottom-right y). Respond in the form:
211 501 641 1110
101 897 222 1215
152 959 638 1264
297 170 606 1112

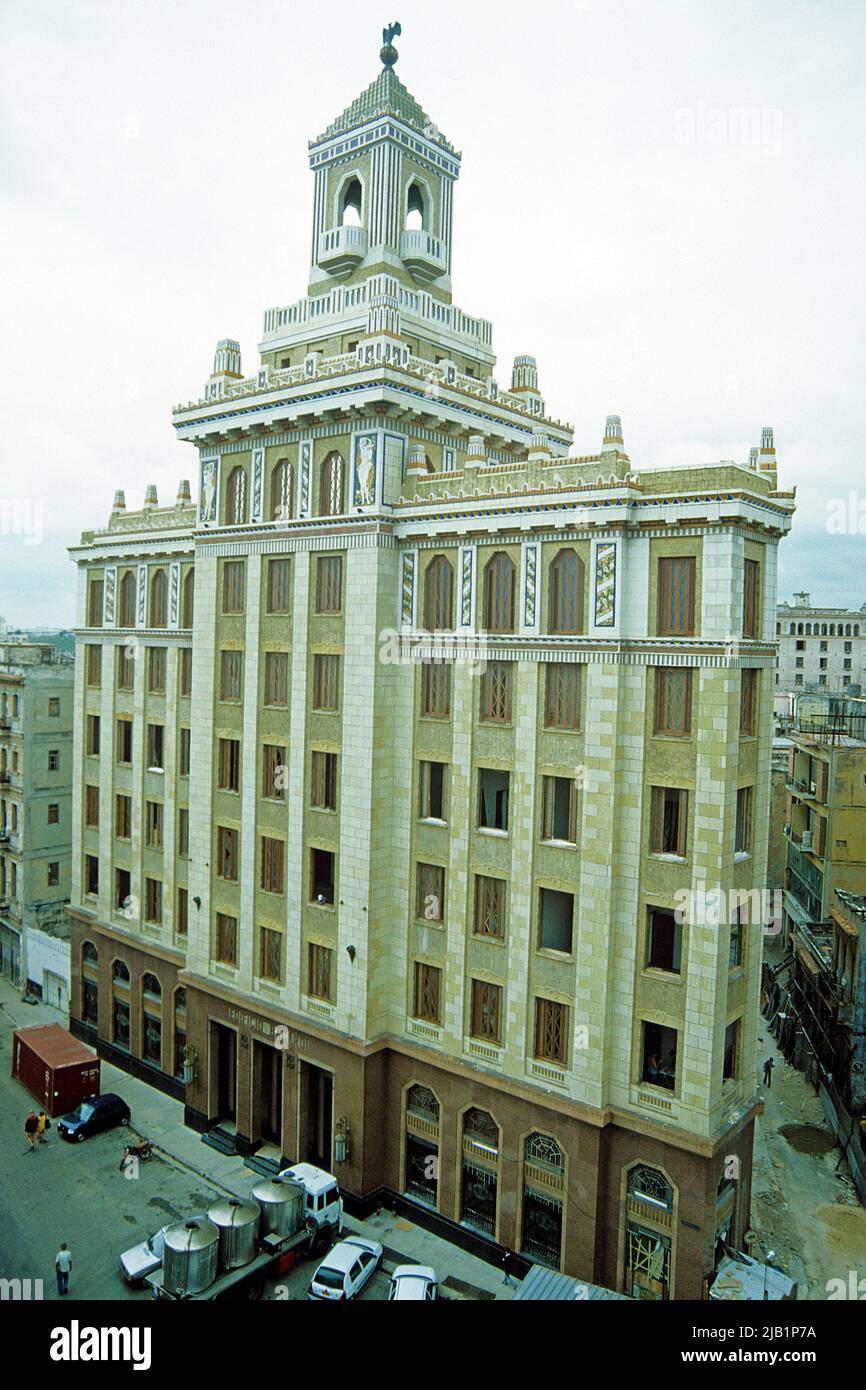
1 0 865 625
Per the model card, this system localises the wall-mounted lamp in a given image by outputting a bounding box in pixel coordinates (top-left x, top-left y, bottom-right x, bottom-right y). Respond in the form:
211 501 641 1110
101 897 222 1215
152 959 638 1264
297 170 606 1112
334 1115 351 1165
193 896 201 910
346 945 356 962
182 1043 197 1087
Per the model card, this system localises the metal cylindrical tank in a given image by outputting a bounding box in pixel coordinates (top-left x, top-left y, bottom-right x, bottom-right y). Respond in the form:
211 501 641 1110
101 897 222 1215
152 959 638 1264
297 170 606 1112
163 1219 220 1296
251 1178 305 1239
207 1198 260 1270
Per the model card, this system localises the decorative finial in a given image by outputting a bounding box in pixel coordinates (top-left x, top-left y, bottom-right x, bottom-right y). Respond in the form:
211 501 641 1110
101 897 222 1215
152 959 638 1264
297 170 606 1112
381 21 401 68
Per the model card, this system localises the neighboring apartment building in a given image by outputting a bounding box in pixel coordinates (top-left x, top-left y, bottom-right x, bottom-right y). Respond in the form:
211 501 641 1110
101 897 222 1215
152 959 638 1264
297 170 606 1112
0 642 74 1001
776 592 866 694
782 703 866 947
67 31 795 1298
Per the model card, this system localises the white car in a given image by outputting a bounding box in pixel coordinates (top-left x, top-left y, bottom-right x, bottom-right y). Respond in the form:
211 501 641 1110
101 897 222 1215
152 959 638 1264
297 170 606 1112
308 1236 383 1301
388 1265 438 1301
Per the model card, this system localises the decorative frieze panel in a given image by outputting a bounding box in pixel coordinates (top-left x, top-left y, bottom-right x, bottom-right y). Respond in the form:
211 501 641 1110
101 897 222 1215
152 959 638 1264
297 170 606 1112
459 545 475 629
298 440 312 518
251 447 264 523
400 550 417 628
594 540 617 629
522 541 540 633
169 562 181 629
136 564 147 627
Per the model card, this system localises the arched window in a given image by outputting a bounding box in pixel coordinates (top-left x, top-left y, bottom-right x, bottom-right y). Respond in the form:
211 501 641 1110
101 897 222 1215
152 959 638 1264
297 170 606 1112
405 1085 440 1207
119 571 136 628
855 625 860 637
424 556 453 631
797 623 804 635
483 553 516 634
521 1133 565 1268
340 178 362 228
405 182 425 231
142 973 162 1066
627 1163 673 1212
82 941 99 1026
548 548 584 635
173 988 188 1081
270 459 293 521
830 624 836 637
460 1108 499 1237
226 466 248 525
789 623 795 635
149 570 168 628
821 623 828 636
182 570 194 629
112 959 130 1051
113 960 130 984
142 972 161 999
320 452 344 517
845 623 852 636
624 1164 674 1298
805 623 812 635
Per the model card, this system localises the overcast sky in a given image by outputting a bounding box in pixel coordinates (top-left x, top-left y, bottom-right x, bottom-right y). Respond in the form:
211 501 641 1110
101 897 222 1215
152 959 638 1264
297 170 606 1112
2 0 864 625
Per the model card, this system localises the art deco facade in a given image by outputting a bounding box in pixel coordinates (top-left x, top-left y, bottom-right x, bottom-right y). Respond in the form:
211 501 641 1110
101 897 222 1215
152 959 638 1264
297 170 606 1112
68 37 795 1297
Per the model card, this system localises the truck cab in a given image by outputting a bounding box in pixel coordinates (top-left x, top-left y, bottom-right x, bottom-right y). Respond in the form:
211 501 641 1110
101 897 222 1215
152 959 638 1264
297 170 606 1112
279 1163 344 1234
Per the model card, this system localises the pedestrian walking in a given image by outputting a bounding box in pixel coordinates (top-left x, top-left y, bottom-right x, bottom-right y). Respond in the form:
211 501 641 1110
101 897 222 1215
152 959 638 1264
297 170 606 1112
55 1244 72 1296
762 1056 775 1088
24 1111 38 1153
37 1111 50 1145
501 1250 517 1287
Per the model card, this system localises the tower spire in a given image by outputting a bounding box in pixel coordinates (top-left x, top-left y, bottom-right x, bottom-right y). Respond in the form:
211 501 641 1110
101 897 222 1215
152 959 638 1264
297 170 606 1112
380 21 401 69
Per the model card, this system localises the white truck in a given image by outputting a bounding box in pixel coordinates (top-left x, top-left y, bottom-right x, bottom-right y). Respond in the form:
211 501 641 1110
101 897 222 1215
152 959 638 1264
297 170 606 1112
146 1165 344 1302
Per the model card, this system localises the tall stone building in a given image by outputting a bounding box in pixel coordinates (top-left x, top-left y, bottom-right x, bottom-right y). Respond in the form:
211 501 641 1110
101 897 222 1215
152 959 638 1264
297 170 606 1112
68 32 795 1297
776 592 865 694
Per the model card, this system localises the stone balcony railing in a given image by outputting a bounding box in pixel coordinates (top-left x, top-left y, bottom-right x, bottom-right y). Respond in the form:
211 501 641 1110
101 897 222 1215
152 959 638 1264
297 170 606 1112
400 229 446 281
261 274 493 349
316 225 368 274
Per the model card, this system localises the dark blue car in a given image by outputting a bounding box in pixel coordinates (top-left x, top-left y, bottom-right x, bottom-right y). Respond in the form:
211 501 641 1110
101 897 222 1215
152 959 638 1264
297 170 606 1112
57 1092 131 1142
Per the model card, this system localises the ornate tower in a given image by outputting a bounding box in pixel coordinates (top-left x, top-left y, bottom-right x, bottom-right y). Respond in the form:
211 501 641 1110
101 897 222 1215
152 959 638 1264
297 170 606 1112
307 25 460 296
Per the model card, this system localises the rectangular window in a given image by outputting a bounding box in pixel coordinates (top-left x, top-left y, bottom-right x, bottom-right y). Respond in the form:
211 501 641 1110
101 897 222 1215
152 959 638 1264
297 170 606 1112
413 962 442 1024
86 715 101 757
116 718 132 763
740 669 758 737
264 651 289 706
262 743 287 800
308 942 332 1000
146 724 164 770
261 836 285 894
179 648 192 697
146 646 166 693
311 751 338 810
216 912 238 966
419 761 446 821
47 862 60 887
544 663 581 730
220 650 243 702
312 653 339 711
218 737 241 792
48 801 60 825
541 776 577 843
178 727 191 777
641 1021 677 1089
177 807 189 858
86 644 102 686
471 979 502 1044
316 555 343 614
421 661 451 719
116 645 135 690
649 787 688 856
114 867 131 912
657 556 696 636
535 998 567 1064
723 1020 740 1081
743 559 760 639
653 668 693 737
48 696 60 716
145 800 163 848
115 794 131 840
144 877 162 924
88 577 104 628
538 888 574 953
266 557 292 615
217 826 239 881
176 887 189 936
416 862 445 922
84 854 99 895
646 907 682 973
478 768 509 832
48 749 60 771
261 928 284 984
222 560 245 614
729 909 744 969
480 661 512 723
474 875 506 938
310 848 335 904
735 786 753 855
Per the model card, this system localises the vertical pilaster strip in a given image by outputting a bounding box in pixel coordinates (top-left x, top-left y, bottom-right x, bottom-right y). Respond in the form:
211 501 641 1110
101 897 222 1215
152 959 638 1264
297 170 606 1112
285 555 310 1011
187 551 218 978
238 558 262 990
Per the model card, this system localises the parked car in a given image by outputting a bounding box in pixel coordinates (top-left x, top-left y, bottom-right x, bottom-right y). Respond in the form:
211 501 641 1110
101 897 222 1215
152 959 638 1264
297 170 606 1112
388 1264 438 1301
308 1236 383 1301
119 1214 207 1284
57 1092 131 1142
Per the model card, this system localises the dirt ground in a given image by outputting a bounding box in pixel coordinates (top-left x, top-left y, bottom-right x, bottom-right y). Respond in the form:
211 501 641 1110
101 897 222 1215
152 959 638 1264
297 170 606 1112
750 1026 866 1299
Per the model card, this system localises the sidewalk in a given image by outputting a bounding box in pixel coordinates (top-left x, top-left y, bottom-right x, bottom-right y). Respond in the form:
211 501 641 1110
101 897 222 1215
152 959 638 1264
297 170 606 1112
0 978 511 1300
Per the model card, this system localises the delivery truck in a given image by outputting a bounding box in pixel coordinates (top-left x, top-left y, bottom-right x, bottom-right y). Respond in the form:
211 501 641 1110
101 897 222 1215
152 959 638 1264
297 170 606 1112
146 1166 344 1301
11 1024 100 1117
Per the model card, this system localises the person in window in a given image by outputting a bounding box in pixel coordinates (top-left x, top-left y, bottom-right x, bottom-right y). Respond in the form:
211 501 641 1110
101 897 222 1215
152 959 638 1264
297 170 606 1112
646 1053 662 1083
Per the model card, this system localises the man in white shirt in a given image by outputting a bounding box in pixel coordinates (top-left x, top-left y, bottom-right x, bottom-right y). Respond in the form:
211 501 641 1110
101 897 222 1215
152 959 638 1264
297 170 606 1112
55 1243 72 1295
